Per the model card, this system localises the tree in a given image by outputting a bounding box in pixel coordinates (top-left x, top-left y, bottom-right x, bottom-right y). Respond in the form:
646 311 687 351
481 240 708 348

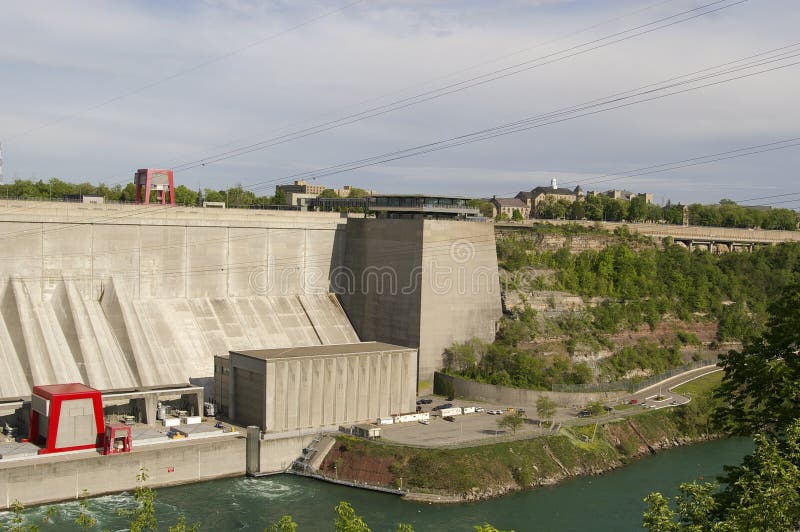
267 515 299 532
468 199 494 218
443 338 486 372
347 187 368 198
319 189 339 198
511 209 523 222
173 185 198 206
333 502 370 532
643 267 800 530
536 395 557 424
497 411 525 434
714 266 800 437
119 468 158 532
273 187 287 205
643 420 800 531
75 490 96 531
586 400 604 417
5 499 40 532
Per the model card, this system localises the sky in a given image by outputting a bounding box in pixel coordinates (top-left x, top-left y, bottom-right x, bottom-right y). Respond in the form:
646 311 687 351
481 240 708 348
1 0 798 206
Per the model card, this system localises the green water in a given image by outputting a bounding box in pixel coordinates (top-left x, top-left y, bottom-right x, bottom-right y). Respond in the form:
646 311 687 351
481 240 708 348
2 437 752 531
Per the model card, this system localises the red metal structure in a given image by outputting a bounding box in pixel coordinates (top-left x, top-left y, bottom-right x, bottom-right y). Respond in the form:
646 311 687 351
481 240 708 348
102 423 133 455
134 168 175 205
29 383 104 454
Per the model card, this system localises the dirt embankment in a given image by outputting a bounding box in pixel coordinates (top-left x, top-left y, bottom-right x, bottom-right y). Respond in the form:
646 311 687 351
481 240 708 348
318 405 721 503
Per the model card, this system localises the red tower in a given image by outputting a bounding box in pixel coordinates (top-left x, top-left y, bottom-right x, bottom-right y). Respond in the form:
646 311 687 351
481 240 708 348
29 383 104 454
134 168 175 205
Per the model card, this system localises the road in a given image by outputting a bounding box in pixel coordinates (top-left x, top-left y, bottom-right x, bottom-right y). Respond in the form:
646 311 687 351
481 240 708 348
380 365 721 448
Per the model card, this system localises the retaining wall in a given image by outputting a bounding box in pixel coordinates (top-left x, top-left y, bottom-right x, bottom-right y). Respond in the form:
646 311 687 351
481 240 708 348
435 372 626 407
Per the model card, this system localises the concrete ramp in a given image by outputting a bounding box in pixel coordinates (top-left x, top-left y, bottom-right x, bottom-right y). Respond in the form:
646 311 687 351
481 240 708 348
11 278 83 386
0 274 360 399
299 294 360 345
0 282 29 398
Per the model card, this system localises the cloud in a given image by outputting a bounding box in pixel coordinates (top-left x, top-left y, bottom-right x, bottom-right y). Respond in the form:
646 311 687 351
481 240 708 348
0 0 797 205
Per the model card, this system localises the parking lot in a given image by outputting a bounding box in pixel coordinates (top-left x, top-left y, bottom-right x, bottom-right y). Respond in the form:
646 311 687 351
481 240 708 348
378 367 720 448
380 406 550 447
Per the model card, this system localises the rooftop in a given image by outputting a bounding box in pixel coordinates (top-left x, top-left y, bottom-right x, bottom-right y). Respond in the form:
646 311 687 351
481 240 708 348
532 186 578 196
492 197 528 208
231 341 414 361
32 383 99 399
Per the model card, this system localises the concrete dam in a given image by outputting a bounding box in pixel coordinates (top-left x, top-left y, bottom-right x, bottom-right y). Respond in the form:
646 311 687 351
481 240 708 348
0 201 501 399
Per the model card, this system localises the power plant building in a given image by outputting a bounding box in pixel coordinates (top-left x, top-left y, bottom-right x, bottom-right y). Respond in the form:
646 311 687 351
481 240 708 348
221 342 417 431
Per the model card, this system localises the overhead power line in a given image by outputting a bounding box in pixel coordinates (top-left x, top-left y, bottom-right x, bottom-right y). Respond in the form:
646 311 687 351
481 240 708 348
170 0 745 173
4 0 366 143
482 137 800 201
238 44 800 195
155 0 684 171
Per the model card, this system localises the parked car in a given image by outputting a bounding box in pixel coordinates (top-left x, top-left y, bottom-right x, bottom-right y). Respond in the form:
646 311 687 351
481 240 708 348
488 409 503 415
419 419 430 425
628 399 638 405
475 407 486 413
443 416 456 422
603 406 613 412
432 403 453 411
416 398 433 405
577 410 591 418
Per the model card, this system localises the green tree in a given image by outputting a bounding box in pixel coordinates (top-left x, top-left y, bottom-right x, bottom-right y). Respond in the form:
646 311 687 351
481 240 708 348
266 515 298 532
497 411 525 433
714 267 800 436
511 209 523 222
75 490 96 531
173 185 198 206
468 198 494 218
4 499 40 532
119 468 158 532
347 187 368 198
473 524 514 532
319 189 339 198
273 187 287 205
333 501 370 532
585 400 604 417
536 395 557 424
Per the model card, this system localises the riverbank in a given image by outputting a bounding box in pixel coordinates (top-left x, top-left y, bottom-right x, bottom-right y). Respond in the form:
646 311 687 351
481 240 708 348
317 373 722 502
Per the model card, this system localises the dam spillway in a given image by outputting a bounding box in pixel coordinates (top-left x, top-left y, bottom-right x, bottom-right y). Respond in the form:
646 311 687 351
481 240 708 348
0 202 358 398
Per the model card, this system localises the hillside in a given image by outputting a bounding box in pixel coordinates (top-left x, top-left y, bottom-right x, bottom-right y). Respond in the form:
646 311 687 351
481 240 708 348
443 225 800 391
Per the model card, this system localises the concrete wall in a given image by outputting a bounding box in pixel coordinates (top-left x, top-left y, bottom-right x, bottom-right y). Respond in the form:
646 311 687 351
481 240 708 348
340 219 501 390
0 203 357 399
436 372 626 408
266 349 416 431
0 436 246 510
228 348 417 431
258 433 318 474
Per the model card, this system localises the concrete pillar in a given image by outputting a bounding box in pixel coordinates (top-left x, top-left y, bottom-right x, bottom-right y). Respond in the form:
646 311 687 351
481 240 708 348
246 426 261 476
144 395 158 425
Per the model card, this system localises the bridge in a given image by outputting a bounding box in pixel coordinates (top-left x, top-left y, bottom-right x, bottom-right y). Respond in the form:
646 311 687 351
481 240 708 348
496 219 800 252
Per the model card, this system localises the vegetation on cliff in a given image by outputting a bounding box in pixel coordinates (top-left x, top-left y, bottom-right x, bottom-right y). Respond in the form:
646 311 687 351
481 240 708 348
642 267 800 530
452 231 800 392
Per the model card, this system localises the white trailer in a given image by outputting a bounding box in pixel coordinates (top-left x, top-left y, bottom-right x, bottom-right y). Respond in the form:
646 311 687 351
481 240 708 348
462 406 476 414
377 416 394 425
439 407 463 417
393 412 430 423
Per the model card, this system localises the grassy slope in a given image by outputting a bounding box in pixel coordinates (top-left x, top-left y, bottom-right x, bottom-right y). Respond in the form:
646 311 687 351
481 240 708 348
324 373 723 498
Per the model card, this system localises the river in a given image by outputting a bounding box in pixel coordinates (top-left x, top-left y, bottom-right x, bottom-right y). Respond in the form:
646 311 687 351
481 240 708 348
2 437 752 531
